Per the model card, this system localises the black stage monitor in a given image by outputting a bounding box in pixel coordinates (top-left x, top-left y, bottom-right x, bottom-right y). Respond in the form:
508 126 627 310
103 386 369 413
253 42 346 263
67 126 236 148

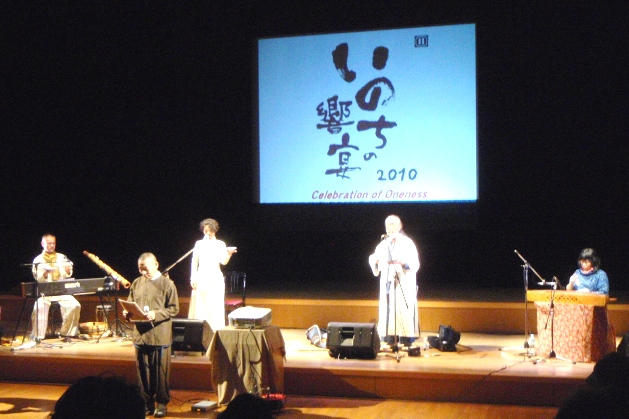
326 322 380 359
172 319 213 353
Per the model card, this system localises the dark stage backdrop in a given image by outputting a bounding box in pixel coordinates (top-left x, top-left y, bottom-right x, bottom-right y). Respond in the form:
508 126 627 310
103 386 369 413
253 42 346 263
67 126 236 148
1 2 627 297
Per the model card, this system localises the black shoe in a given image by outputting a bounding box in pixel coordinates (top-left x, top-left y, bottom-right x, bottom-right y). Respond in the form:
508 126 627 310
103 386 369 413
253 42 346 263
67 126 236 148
154 405 167 418
145 408 154 416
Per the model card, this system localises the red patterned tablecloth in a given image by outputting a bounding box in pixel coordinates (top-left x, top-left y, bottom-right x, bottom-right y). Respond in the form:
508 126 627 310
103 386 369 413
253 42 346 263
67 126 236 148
535 301 615 363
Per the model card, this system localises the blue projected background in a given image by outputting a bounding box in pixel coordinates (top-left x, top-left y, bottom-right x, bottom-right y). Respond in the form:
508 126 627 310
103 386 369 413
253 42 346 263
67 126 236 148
258 23 476 204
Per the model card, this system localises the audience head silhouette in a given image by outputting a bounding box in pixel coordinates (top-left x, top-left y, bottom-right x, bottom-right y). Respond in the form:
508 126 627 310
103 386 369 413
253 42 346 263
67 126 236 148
217 392 273 419
586 351 629 389
51 375 145 419
555 352 629 419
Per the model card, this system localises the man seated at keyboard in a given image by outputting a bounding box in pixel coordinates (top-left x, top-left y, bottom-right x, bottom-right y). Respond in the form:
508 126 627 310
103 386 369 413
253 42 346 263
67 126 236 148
30 233 81 340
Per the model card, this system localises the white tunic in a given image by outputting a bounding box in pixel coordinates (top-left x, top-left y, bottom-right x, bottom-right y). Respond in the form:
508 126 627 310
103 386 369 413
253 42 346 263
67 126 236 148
369 235 420 339
188 236 229 331
30 252 81 338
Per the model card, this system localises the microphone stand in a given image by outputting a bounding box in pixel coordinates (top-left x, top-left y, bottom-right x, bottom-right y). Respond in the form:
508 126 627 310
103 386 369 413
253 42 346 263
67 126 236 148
513 251 550 358
111 276 133 341
94 276 123 342
384 237 409 363
535 283 557 363
161 247 194 278
13 263 43 346
88 268 130 342
534 281 573 364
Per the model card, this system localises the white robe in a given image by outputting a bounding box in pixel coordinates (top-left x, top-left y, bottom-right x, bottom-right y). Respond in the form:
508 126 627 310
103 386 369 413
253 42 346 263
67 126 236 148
30 252 81 338
188 236 228 331
369 235 420 339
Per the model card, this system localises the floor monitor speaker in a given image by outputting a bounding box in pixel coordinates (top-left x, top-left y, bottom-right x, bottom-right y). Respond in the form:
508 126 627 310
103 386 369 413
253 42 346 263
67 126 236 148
326 322 380 359
172 318 213 352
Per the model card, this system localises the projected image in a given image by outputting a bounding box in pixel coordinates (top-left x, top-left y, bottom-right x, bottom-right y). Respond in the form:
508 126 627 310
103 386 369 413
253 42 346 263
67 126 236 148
257 23 476 204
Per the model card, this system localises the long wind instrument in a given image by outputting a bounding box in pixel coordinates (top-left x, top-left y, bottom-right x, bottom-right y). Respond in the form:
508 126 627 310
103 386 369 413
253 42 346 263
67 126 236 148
83 250 131 289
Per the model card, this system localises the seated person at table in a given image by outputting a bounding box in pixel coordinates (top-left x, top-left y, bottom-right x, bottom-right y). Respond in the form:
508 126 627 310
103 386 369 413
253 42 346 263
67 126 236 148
30 234 81 339
566 248 609 295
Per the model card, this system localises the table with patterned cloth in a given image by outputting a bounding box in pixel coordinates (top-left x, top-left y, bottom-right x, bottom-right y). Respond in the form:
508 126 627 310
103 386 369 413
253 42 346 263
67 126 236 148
209 325 286 405
534 301 615 363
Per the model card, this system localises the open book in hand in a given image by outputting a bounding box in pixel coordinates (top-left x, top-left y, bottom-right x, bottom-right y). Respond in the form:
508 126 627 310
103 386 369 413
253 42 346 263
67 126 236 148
119 300 150 322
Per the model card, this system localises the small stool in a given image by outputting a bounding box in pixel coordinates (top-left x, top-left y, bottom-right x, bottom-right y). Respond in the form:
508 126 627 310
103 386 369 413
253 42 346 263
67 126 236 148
46 301 63 337
95 304 113 326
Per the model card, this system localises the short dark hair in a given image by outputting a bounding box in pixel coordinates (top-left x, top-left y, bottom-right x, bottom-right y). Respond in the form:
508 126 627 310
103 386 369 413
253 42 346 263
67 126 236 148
579 248 601 270
51 375 145 419
199 218 220 233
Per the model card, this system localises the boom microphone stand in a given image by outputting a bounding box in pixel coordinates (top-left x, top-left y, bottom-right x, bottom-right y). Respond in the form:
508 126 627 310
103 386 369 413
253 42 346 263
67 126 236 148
512 250 553 358
161 247 194 277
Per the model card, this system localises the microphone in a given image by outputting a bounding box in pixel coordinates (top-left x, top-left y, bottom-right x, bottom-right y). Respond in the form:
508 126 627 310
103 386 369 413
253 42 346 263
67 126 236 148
381 234 388 241
144 306 155 327
12 341 36 351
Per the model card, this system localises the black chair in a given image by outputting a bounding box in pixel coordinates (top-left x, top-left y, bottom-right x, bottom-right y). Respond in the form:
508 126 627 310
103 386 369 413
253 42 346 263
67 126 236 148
224 272 246 320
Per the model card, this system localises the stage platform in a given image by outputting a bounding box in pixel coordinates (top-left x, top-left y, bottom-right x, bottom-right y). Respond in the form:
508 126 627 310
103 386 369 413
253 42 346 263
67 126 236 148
1 286 627 409
2 286 629 335
0 327 612 408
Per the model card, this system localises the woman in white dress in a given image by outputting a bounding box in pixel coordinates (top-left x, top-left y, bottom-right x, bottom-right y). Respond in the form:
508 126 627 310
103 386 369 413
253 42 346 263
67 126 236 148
188 218 237 331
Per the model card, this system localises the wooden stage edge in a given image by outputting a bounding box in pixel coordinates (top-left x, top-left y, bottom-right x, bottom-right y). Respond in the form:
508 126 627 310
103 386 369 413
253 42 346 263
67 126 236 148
1 294 626 407
2 294 629 334
0 328 613 408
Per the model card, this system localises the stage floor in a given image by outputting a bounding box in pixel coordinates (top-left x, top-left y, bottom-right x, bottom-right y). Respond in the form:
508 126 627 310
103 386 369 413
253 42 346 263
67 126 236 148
2 328 600 373
1 328 604 408
0 382 560 419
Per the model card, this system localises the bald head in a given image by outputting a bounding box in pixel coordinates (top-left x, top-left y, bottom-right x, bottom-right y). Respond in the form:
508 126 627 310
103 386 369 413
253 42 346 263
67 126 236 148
138 253 159 278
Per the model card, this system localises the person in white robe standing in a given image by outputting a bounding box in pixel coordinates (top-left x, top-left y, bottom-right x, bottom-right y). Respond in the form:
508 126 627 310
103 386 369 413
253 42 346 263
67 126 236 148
188 218 236 331
368 215 420 345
